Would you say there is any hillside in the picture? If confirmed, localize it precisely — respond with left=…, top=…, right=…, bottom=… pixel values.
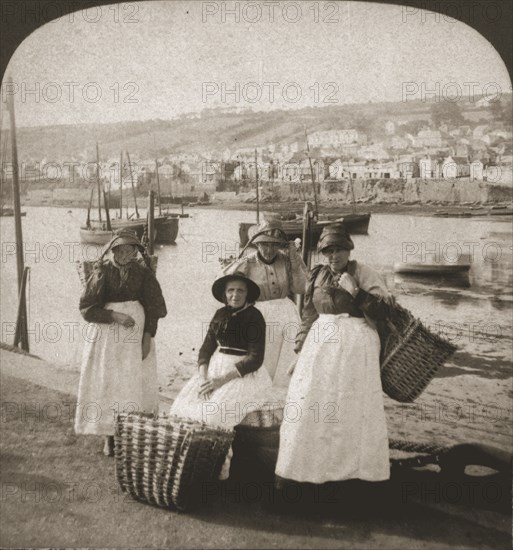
left=6, top=94, right=512, bottom=162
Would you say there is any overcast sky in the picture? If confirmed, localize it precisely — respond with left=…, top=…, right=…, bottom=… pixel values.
left=2, top=0, right=511, bottom=127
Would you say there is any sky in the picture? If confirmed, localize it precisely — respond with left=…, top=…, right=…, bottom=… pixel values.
left=1, top=0, right=511, bottom=127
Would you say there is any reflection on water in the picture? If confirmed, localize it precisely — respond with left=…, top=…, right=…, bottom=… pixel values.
left=1, top=207, right=512, bottom=381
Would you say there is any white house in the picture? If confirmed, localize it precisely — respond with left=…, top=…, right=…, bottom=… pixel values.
left=470, top=160, right=485, bottom=181
left=309, top=129, right=366, bottom=148
left=416, top=129, right=443, bottom=148
left=441, top=156, right=470, bottom=179
left=419, top=156, right=442, bottom=179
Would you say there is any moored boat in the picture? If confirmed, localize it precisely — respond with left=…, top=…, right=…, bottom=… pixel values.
left=394, top=251, right=471, bottom=276
left=393, top=262, right=471, bottom=275
left=154, top=215, right=179, bottom=244
left=80, top=226, right=115, bottom=245
left=239, top=212, right=370, bottom=247
left=0, top=207, right=26, bottom=217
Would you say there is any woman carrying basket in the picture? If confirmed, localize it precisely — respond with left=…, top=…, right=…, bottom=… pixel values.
left=275, top=222, right=394, bottom=484
left=221, top=219, right=308, bottom=388
left=170, top=271, right=271, bottom=479
left=75, top=229, right=167, bottom=456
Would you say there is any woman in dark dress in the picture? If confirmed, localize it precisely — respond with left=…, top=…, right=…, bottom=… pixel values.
left=74, top=229, right=167, bottom=456
left=170, top=271, right=272, bottom=479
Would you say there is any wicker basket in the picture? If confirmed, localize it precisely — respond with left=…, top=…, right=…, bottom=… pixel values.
left=379, top=303, right=457, bottom=403
left=114, top=412, right=234, bottom=511
left=75, top=256, right=159, bottom=288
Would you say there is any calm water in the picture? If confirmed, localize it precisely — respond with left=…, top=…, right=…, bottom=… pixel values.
left=1, top=207, right=512, bottom=382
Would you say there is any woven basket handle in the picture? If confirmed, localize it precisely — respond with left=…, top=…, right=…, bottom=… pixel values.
left=179, top=430, right=193, bottom=454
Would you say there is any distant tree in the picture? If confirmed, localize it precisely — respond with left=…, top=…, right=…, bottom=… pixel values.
left=397, top=120, right=430, bottom=136
left=489, top=100, right=504, bottom=121
left=431, top=102, right=464, bottom=127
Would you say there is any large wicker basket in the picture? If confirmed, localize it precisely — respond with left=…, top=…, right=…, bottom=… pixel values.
left=114, top=412, right=234, bottom=511
left=379, top=303, right=457, bottom=403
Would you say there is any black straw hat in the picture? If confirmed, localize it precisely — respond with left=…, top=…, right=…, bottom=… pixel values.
left=318, top=222, right=354, bottom=252
left=103, top=229, right=145, bottom=254
left=212, top=271, right=260, bottom=304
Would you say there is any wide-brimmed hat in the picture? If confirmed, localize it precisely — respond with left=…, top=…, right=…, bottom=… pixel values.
left=248, top=219, right=287, bottom=245
left=212, top=271, right=260, bottom=304
left=104, top=229, right=145, bottom=253
left=318, top=222, right=354, bottom=252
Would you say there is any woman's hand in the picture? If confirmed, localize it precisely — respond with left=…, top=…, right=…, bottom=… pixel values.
left=141, top=332, right=151, bottom=360
left=338, top=273, right=359, bottom=297
left=287, top=357, right=298, bottom=376
left=198, top=371, right=238, bottom=400
left=111, top=311, right=136, bottom=328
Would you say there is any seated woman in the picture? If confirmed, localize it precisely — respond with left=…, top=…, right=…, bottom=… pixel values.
left=275, top=222, right=394, bottom=485
left=170, top=271, right=272, bottom=478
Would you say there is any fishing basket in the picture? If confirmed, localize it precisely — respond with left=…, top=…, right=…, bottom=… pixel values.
left=75, top=256, right=159, bottom=288
left=379, top=303, right=457, bottom=403
left=114, top=412, right=234, bottom=512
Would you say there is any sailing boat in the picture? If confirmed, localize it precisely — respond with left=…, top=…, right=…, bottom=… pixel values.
left=80, top=144, right=117, bottom=244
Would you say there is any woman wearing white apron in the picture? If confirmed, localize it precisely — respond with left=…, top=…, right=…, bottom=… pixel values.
left=170, top=272, right=272, bottom=479
left=74, top=229, right=167, bottom=456
left=221, top=220, right=308, bottom=389
left=276, top=222, right=394, bottom=484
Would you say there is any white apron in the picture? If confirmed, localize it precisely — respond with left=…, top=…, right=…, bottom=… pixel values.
left=74, top=301, right=158, bottom=436
left=256, top=297, right=300, bottom=388
left=169, top=349, right=272, bottom=429
left=275, top=313, right=390, bottom=483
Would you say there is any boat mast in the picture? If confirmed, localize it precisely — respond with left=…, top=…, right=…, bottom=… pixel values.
left=97, top=144, right=111, bottom=230
left=304, top=126, right=319, bottom=218
left=255, top=148, right=260, bottom=223
left=126, top=151, right=139, bottom=218
left=347, top=159, right=356, bottom=213
left=155, top=158, right=162, bottom=216
left=86, top=185, right=94, bottom=227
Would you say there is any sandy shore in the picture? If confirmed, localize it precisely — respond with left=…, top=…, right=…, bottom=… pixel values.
left=1, top=364, right=511, bottom=549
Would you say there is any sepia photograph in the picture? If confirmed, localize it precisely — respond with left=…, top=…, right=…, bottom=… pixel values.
left=0, top=0, right=511, bottom=548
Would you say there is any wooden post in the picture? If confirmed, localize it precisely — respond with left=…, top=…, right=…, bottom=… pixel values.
left=7, top=75, right=29, bottom=351
left=255, top=148, right=260, bottom=224
left=148, top=190, right=155, bottom=255
left=126, top=151, right=139, bottom=218
left=297, top=202, right=313, bottom=315
left=304, top=126, right=319, bottom=218
left=119, top=151, right=123, bottom=219
left=7, top=76, right=25, bottom=290
left=13, top=266, right=30, bottom=351
left=86, top=185, right=94, bottom=228
left=155, top=159, right=162, bottom=216
left=103, top=190, right=112, bottom=231
left=95, top=143, right=102, bottom=222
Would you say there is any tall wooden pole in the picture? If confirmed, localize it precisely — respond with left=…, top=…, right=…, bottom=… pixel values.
left=7, top=75, right=29, bottom=351
left=297, top=202, right=313, bottom=316
left=97, top=144, right=111, bottom=230
left=95, top=143, right=102, bottom=222
left=255, top=148, right=260, bottom=224
left=155, top=159, right=162, bottom=216
left=148, top=190, right=155, bottom=255
left=7, top=76, right=24, bottom=289
left=304, top=126, right=319, bottom=218
left=119, top=151, right=123, bottom=218
left=126, top=151, right=139, bottom=218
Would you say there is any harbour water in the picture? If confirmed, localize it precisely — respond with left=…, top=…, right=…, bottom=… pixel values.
left=1, top=207, right=512, bottom=383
